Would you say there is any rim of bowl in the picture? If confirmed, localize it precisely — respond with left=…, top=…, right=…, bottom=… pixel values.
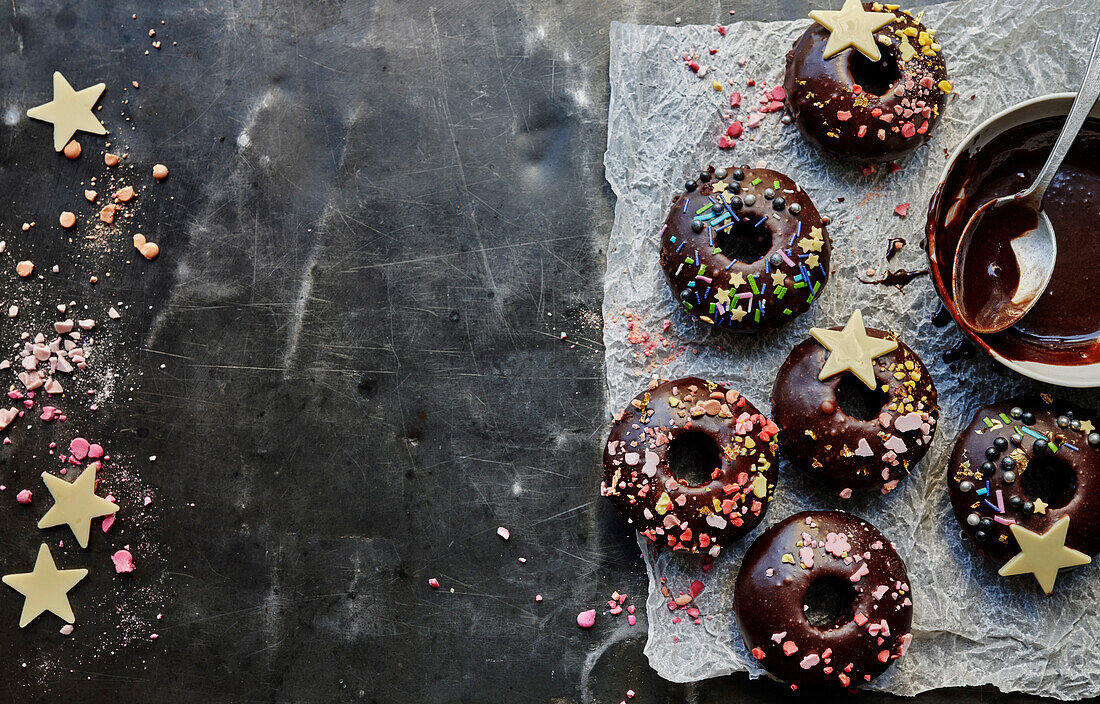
left=927, top=92, right=1100, bottom=388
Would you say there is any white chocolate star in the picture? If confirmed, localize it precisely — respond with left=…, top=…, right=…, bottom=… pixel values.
left=26, top=72, right=107, bottom=151
left=809, top=309, right=897, bottom=389
left=38, top=465, right=119, bottom=549
left=999, top=516, right=1090, bottom=595
left=810, top=0, right=895, bottom=61
left=3, top=544, right=87, bottom=627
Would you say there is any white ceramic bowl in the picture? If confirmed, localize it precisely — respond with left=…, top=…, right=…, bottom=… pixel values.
left=926, top=93, right=1100, bottom=388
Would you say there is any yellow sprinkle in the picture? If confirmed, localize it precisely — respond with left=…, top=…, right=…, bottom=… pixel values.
left=712, top=80, right=723, bottom=91
left=668, top=397, right=679, bottom=407
left=782, top=553, right=795, bottom=564
left=937, top=79, right=954, bottom=94
left=752, top=473, right=767, bottom=498
left=655, top=492, right=672, bottom=515
left=903, top=27, right=918, bottom=37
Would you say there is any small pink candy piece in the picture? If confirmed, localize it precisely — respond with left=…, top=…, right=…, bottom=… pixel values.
left=894, top=202, right=911, bottom=217
left=428, top=578, right=440, bottom=589
left=628, top=614, right=636, bottom=626
left=577, top=609, right=596, bottom=628
left=535, top=594, right=543, bottom=602
left=111, top=549, right=136, bottom=574
left=102, top=514, right=116, bottom=533
left=496, top=526, right=510, bottom=540
left=69, top=437, right=91, bottom=460
left=15, top=489, right=32, bottom=504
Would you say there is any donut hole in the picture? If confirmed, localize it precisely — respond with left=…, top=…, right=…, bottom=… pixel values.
left=715, top=216, right=772, bottom=265
left=1021, top=455, right=1077, bottom=510
left=666, top=430, right=722, bottom=486
left=847, top=51, right=903, bottom=97
left=803, top=575, right=857, bottom=630
left=833, top=374, right=888, bottom=422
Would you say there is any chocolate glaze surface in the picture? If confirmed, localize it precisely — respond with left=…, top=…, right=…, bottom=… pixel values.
left=601, top=377, right=778, bottom=556
left=948, top=397, right=1100, bottom=565
left=659, top=166, right=830, bottom=333
left=783, top=3, right=949, bottom=162
left=953, top=198, right=1033, bottom=332
left=772, top=327, right=938, bottom=495
left=734, top=511, right=912, bottom=690
left=927, top=116, right=1100, bottom=365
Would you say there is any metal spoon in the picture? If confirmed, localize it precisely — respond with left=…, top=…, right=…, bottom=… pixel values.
left=952, top=26, right=1100, bottom=335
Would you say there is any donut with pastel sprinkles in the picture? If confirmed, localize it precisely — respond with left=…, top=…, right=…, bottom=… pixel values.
left=783, top=1, right=950, bottom=162
left=601, top=377, right=779, bottom=556
left=771, top=312, right=939, bottom=497
left=659, top=166, right=831, bottom=333
left=734, top=511, right=913, bottom=690
left=948, top=397, right=1100, bottom=586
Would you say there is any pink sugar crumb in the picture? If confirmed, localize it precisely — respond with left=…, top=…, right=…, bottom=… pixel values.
left=496, top=526, right=510, bottom=540
left=101, top=514, right=116, bottom=532
left=69, top=437, right=91, bottom=460
left=15, top=489, right=32, bottom=504
left=577, top=609, right=596, bottom=628
left=111, top=549, right=136, bottom=574
left=535, top=594, right=543, bottom=602
left=894, top=202, right=911, bottom=217
left=428, top=578, right=440, bottom=589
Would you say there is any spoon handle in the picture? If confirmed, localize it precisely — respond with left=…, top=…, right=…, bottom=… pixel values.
left=1032, top=25, right=1100, bottom=197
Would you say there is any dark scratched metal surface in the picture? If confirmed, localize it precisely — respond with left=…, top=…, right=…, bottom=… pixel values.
left=0, top=0, right=1047, bottom=702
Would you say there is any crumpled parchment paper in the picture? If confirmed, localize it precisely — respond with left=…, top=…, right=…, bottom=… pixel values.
left=603, top=0, right=1100, bottom=697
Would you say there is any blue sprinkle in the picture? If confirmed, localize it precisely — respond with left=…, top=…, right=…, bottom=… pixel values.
left=724, top=261, right=735, bottom=270
left=676, top=242, right=686, bottom=253
left=754, top=217, right=767, bottom=228
left=1065, top=443, right=1080, bottom=452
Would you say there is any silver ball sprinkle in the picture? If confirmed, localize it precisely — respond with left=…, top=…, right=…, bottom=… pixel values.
left=1089, top=432, right=1100, bottom=447
left=966, top=513, right=981, bottom=527
left=743, top=194, right=756, bottom=206
left=763, top=188, right=775, bottom=200
left=788, top=202, right=801, bottom=215
left=1002, top=470, right=1016, bottom=484
left=959, top=480, right=974, bottom=493
left=769, top=253, right=784, bottom=267
left=714, top=168, right=728, bottom=179
left=781, top=115, right=793, bottom=125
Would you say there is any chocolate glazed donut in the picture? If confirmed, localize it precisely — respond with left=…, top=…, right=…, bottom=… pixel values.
left=660, top=166, right=831, bottom=333
left=772, top=327, right=938, bottom=496
left=783, top=3, right=950, bottom=162
left=734, top=511, right=913, bottom=690
left=601, top=377, right=779, bottom=556
left=948, top=398, right=1100, bottom=574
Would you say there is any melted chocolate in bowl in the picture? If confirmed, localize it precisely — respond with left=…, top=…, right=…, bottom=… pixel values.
left=929, top=116, right=1100, bottom=365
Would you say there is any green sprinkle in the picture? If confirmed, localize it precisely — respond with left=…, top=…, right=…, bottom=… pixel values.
left=773, top=180, right=781, bottom=189
left=982, top=417, right=995, bottom=428
left=709, top=304, right=716, bottom=315
left=696, top=203, right=713, bottom=215
left=751, top=177, right=762, bottom=186
left=683, top=302, right=694, bottom=310
left=754, top=309, right=762, bottom=323
left=792, top=280, right=807, bottom=289
left=812, top=281, right=822, bottom=294
left=776, top=286, right=787, bottom=299
left=698, top=264, right=706, bottom=276
left=999, top=412, right=1012, bottom=424
left=685, top=257, right=695, bottom=265
left=748, top=275, right=760, bottom=295
left=783, top=308, right=793, bottom=315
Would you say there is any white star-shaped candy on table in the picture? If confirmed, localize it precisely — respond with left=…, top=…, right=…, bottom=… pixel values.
left=2, top=544, right=88, bottom=627
left=26, top=71, right=107, bottom=151
left=809, top=309, right=897, bottom=389
left=999, top=516, right=1090, bottom=595
left=38, top=464, right=119, bottom=548
left=809, top=0, right=896, bottom=61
